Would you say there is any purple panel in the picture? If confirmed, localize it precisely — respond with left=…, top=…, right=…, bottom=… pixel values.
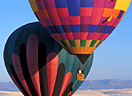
left=87, top=32, right=95, bottom=40
left=93, top=0, right=105, bottom=7
left=36, top=1, right=45, bottom=10
left=26, top=34, right=41, bottom=96
left=12, top=54, right=31, bottom=96
left=96, top=25, right=105, bottom=33
left=81, top=16, right=91, bottom=25
left=105, top=0, right=116, bottom=8
left=73, top=32, right=80, bottom=40
left=117, top=10, right=124, bottom=19
left=44, top=0, right=56, bottom=9
left=80, top=25, right=89, bottom=32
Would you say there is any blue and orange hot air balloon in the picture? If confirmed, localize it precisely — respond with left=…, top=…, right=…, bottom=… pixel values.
left=4, top=22, right=94, bottom=96
left=29, top=0, right=131, bottom=63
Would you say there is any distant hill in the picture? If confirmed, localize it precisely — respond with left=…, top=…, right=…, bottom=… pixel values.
left=0, top=82, right=18, bottom=91
left=79, top=79, right=132, bottom=90
left=1, top=80, right=132, bottom=91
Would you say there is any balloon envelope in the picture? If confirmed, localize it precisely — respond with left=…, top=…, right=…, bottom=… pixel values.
left=29, top=0, right=131, bottom=55
left=4, top=22, right=94, bottom=96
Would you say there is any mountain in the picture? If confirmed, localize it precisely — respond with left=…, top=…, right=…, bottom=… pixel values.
left=79, top=79, right=132, bottom=90
left=0, top=82, right=19, bottom=91
left=1, top=79, right=132, bottom=91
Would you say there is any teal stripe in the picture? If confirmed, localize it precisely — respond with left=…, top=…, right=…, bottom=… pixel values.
left=90, top=40, right=97, bottom=47
left=96, top=41, right=102, bottom=47
left=80, top=40, right=86, bottom=47
left=69, top=40, right=75, bottom=47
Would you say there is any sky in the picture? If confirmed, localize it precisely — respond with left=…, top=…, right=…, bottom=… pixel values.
left=0, top=0, right=132, bottom=82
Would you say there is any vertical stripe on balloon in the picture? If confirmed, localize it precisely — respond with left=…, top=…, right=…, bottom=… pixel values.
left=59, top=72, right=72, bottom=96
left=27, top=34, right=41, bottom=96
left=47, top=52, right=59, bottom=96
left=12, top=54, right=31, bottom=96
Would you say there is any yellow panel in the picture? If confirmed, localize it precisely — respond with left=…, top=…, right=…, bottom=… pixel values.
left=29, top=0, right=39, bottom=12
left=70, top=47, right=77, bottom=54
left=85, top=47, right=90, bottom=54
left=87, top=47, right=96, bottom=54
left=114, top=0, right=131, bottom=11
left=69, top=47, right=96, bottom=54
left=75, top=40, right=80, bottom=47
left=85, top=40, right=92, bottom=47
left=80, top=47, right=87, bottom=54
left=76, top=47, right=81, bottom=54
left=93, top=40, right=101, bottom=47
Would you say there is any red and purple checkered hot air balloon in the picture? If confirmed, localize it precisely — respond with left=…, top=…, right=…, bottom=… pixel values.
left=29, top=0, right=131, bottom=63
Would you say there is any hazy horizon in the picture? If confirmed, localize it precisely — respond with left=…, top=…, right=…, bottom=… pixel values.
left=0, top=1, right=132, bottom=82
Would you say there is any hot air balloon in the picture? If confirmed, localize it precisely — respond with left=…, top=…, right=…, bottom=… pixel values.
left=29, top=0, right=131, bottom=63
left=4, top=22, right=94, bottom=96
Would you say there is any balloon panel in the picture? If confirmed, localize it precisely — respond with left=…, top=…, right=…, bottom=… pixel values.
left=4, top=22, right=94, bottom=96
left=29, top=0, right=131, bottom=55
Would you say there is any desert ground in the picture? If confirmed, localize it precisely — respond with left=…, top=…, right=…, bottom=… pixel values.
left=73, top=88, right=132, bottom=96
left=0, top=91, right=23, bottom=96
left=1, top=88, right=132, bottom=96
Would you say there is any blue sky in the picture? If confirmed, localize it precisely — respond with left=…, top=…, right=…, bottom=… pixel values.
left=0, top=0, right=132, bottom=82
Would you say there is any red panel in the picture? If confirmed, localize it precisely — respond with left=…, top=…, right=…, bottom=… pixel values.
left=80, top=32, right=88, bottom=40
left=105, top=0, right=116, bottom=8
left=65, top=32, right=74, bottom=40
left=60, top=33, right=68, bottom=40
left=47, top=9, right=61, bottom=25
left=102, top=33, right=109, bottom=41
left=59, top=72, right=72, bottom=96
left=36, top=1, right=45, bottom=10
left=93, top=33, right=102, bottom=40
left=87, top=32, right=95, bottom=40
left=47, top=52, right=59, bottom=96
left=36, top=10, right=53, bottom=27
left=43, top=0, right=56, bottom=9
left=81, top=16, right=91, bottom=25
left=60, top=17, right=71, bottom=25
left=12, top=54, right=31, bottom=96
left=70, top=16, right=80, bottom=25
left=39, top=19, right=50, bottom=27
left=36, top=10, right=45, bottom=21
left=113, top=18, right=121, bottom=27
left=98, top=33, right=105, bottom=40
left=57, top=8, right=69, bottom=17
left=81, top=8, right=92, bottom=16
left=91, top=8, right=104, bottom=25
left=27, top=35, right=41, bottom=96
left=94, top=0, right=105, bottom=7
left=73, top=32, right=80, bottom=40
